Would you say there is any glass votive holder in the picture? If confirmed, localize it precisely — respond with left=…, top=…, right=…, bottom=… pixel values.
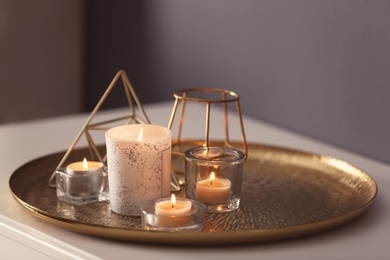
left=56, top=161, right=109, bottom=206
left=141, top=195, right=205, bottom=232
left=185, top=146, right=245, bottom=213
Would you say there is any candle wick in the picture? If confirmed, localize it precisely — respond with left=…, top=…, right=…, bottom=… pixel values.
left=210, top=179, right=213, bottom=186
left=171, top=203, right=175, bottom=209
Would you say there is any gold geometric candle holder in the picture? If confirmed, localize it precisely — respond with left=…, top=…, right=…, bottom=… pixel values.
left=48, top=70, right=150, bottom=188
left=167, top=88, right=248, bottom=184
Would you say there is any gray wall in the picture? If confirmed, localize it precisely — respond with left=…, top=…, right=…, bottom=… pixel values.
left=2, top=1, right=389, bottom=164
left=88, top=1, right=390, bottom=164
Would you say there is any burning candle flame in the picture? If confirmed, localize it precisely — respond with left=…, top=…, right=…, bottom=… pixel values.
left=82, top=158, right=88, bottom=170
left=171, top=194, right=176, bottom=209
left=137, top=127, right=143, bottom=141
left=210, top=171, right=215, bottom=186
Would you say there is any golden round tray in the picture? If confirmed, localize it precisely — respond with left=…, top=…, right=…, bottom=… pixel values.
left=9, top=142, right=377, bottom=245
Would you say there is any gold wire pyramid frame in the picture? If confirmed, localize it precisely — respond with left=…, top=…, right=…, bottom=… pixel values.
left=167, top=88, right=248, bottom=180
left=48, top=70, right=151, bottom=188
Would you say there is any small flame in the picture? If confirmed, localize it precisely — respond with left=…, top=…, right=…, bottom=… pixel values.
left=82, top=158, right=88, bottom=170
left=137, top=127, right=143, bottom=141
left=210, top=172, right=215, bottom=186
left=171, top=194, right=176, bottom=209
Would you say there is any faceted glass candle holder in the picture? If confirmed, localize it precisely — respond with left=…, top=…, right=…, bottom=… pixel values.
left=56, top=165, right=109, bottom=206
left=141, top=197, right=205, bottom=232
left=185, top=146, right=245, bottom=212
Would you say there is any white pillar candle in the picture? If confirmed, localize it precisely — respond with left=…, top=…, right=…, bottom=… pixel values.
left=196, top=172, right=231, bottom=203
left=106, top=124, right=171, bottom=216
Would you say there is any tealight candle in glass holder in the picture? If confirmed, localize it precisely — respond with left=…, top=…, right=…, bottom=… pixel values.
left=185, top=146, right=245, bottom=212
left=56, top=158, right=109, bottom=205
left=141, top=194, right=205, bottom=231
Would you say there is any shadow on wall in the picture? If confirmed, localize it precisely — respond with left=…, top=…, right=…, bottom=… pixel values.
left=0, top=0, right=85, bottom=124
left=85, top=1, right=165, bottom=112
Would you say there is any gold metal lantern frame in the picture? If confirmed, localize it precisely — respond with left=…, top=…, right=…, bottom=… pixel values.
left=167, top=88, right=248, bottom=183
left=48, top=70, right=150, bottom=188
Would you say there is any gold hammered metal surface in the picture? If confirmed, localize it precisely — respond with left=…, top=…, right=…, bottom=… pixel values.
left=9, top=142, right=377, bottom=245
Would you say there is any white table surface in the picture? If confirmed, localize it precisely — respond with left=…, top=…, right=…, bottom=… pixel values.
left=0, top=101, right=389, bottom=259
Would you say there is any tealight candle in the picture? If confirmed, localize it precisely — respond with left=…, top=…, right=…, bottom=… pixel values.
left=66, top=158, right=103, bottom=174
left=155, top=194, right=192, bottom=227
left=196, top=172, right=231, bottom=203
left=64, top=158, right=105, bottom=196
left=56, top=158, right=109, bottom=205
left=155, top=194, right=192, bottom=215
left=141, top=195, right=205, bottom=231
left=185, top=146, right=245, bottom=212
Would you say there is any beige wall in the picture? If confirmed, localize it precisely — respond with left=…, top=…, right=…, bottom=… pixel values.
left=0, top=0, right=85, bottom=123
